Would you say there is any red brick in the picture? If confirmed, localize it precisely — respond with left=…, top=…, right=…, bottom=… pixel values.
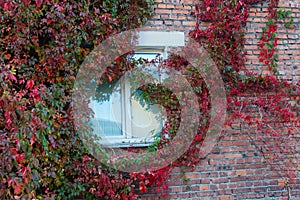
left=200, top=185, right=209, bottom=190
left=182, top=21, right=196, bottom=26
left=178, top=15, right=186, bottom=20
left=236, top=170, right=246, bottom=176
left=220, top=196, right=229, bottom=200
left=166, top=4, right=175, bottom=9
left=225, top=153, right=243, bottom=159
left=155, top=9, right=170, bottom=14
left=157, top=3, right=166, bottom=8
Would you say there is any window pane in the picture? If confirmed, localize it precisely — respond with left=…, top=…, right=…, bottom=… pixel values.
left=130, top=95, right=163, bottom=138
left=130, top=52, right=165, bottom=139
left=90, top=83, right=123, bottom=137
left=134, top=53, right=158, bottom=60
left=133, top=53, right=163, bottom=81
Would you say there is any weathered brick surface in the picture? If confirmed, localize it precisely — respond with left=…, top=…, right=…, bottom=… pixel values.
left=244, top=0, right=300, bottom=83
left=139, top=0, right=300, bottom=199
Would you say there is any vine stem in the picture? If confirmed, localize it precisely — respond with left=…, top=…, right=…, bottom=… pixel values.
left=237, top=102, right=295, bottom=199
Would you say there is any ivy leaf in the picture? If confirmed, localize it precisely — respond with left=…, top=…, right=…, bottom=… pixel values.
left=22, top=0, right=31, bottom=6
left=35, top=0, right=43, bottom=8
left=26, top=79, right=34, bottom=90
left=4, top=53, right=11, bottom=60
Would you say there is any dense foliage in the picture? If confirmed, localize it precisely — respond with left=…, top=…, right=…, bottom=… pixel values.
left=0, top=0, right=157, bottom=199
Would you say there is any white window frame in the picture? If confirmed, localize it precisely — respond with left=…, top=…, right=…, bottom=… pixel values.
left=91, top=31, right=185, bottom=147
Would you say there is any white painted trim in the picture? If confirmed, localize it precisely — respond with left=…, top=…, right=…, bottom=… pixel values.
left=100, top=137, right=155, bottom=148
left=137, top=31, right=185, bottom=47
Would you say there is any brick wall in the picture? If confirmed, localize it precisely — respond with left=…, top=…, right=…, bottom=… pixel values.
left=139, top=0, right=196, bottom=40
left=245, top=0, right=300, bottom=83
left=139, top=0, right=300, bottom=199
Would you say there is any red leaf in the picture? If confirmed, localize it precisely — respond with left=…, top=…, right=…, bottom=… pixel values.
left=139, top=181, right=147, bottom=193
left=12, top=182, right=23, bottom=195
left=26, top=79, right=34, bottom=90
left=6, top=73, right=17, bottom=83
left=195, top=134, right=202, bottom=141
left=22, top=0, right=31, bottom=6
left=35, top=0, right=43, bottom=8
left=3, top=2, right=14, bottom=11
left=4, top=54, right=11, bottom=60
left=107, top=74, right=113, bottom=82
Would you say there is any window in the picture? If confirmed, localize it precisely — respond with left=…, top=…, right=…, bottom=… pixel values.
left=89, top=31, right=185, bottom=147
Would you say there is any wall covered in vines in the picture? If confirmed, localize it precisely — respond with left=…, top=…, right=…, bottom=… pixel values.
left=140, top=0, right=299, bottom=199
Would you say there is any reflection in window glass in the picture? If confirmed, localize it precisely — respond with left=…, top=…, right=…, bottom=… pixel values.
left=91, top=83, right=123, bottom=137
left=131, top=94, right=163, bottom=138
left=133, top=53, right=163, bottom=82
left=131, top=52, right=164, bottom=139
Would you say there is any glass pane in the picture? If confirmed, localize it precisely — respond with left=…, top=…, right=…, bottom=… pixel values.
left=90, top=82, right=123, bottom=137
left=134, top=53, right=158, bottom=60
left=133, top=53, right=163, bottom=81
left=130, top=52, right=165, bottom=139
left=130, top=95, right=163, bottom=139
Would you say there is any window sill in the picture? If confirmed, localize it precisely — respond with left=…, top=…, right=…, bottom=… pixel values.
left=100, top=138, right=155, bottom=148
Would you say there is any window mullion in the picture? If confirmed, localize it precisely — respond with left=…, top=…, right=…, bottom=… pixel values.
left=122, top=76, right=132, bottom=139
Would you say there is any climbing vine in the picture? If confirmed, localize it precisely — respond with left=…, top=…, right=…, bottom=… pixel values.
left=190, top=0, right=299, bottom=190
